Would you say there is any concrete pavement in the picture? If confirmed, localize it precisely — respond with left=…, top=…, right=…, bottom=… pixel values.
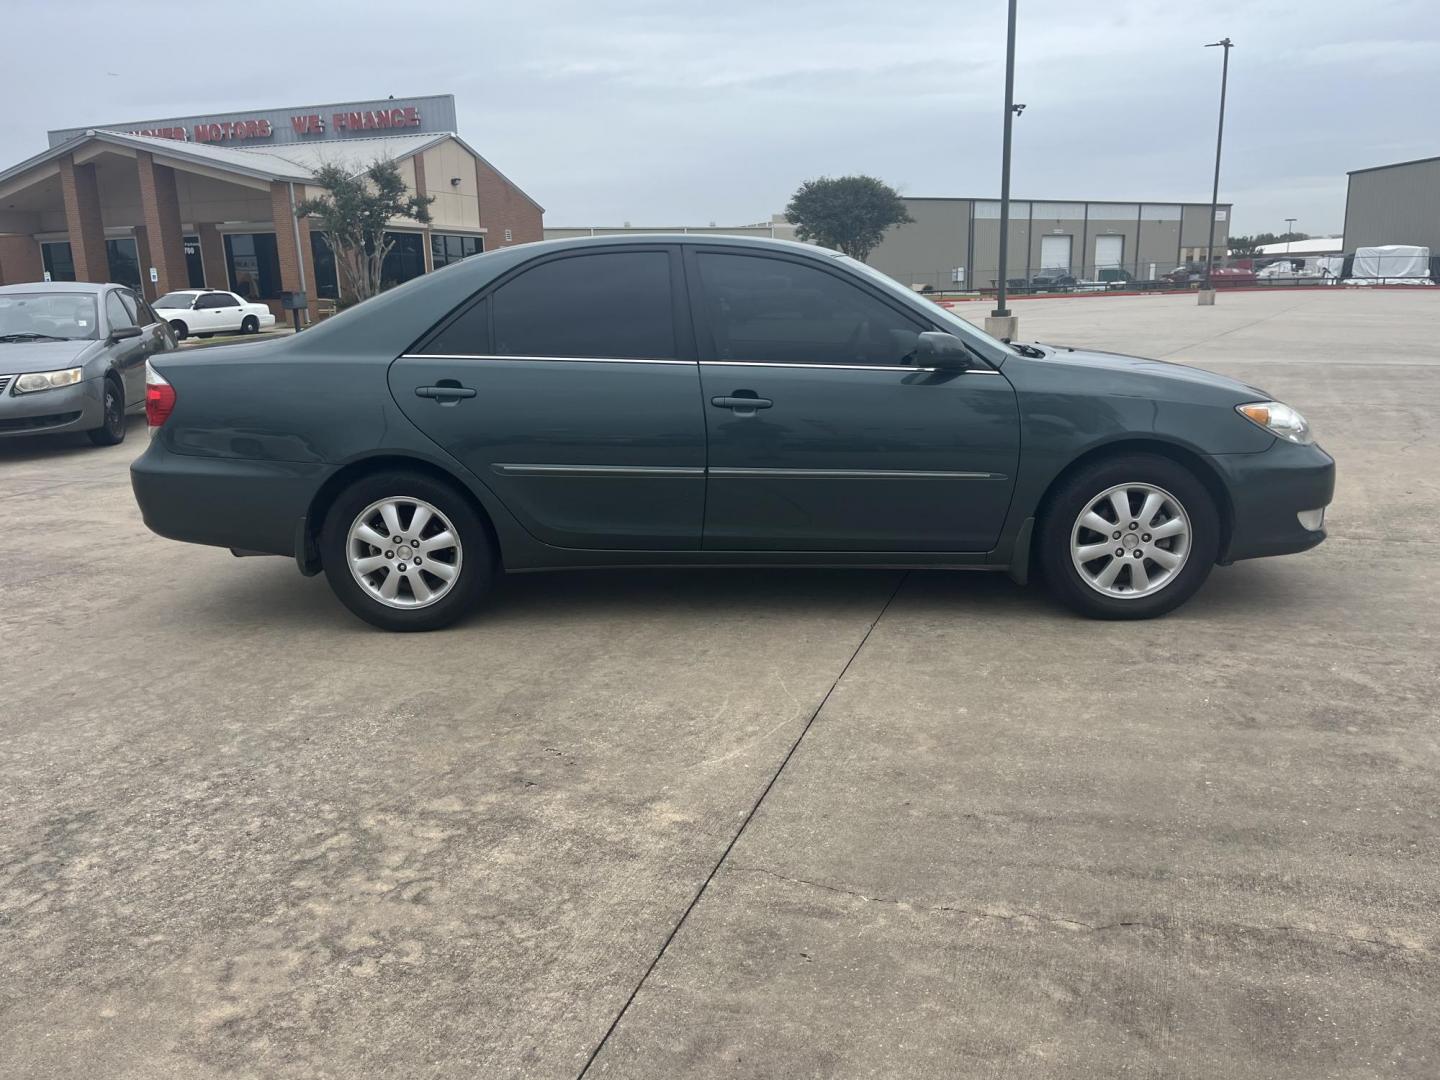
left=2, top=288, right=1437, bottom=1078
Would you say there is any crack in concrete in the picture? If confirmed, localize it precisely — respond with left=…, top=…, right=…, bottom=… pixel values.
left=727, top=864, right=1431, bottom=954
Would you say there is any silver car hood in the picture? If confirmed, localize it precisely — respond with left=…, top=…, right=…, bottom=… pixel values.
left=0, top=339, right=101, bottom=376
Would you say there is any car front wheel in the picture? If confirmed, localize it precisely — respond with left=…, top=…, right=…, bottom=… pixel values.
left=241, top=315, right=259, bottom=334
left=1039, top=454, right=1219, bottom=619
left=319, top=471, right=494, bottom=631
left=87, top=378, right=127, bottom=446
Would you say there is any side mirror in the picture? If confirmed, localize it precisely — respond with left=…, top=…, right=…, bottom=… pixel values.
left=914, top=331, right=971, bottom=370
left=109, top=325, right=143, bottom=342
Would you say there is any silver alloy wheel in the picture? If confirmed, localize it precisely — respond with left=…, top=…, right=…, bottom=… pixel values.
left=346, top=496, right=463, bottom=610
left=1069, top=482, right=1192, bottom=599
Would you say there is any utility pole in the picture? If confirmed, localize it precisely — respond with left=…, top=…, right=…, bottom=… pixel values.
left=1285, top=218, right=1297, bottom=255
left=986, top=0, right=1022, bottom=340
left=1199, top=36, right=1233, bottom=306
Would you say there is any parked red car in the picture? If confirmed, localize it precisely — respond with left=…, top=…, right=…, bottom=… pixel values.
left=1210, top=267, right=1257, bottom=287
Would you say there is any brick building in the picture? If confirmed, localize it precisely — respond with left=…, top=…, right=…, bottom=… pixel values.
left=0, top=94, right=543, bottom=322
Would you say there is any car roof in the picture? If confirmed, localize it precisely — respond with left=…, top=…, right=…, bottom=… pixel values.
left=525, top=233, right=838, bottom=258
left=0, top=280, right=124, bottom=295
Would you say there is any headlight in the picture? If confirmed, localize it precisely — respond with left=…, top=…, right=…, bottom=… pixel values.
left=12, top=367, right=84, bottom=394
left=1236, top=400, right=1313, bottom=445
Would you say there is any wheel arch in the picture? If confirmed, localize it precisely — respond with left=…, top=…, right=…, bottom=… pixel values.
left=299, top=453, right=503, bottom=575
left=1031, top=438, right=1235, bottom=574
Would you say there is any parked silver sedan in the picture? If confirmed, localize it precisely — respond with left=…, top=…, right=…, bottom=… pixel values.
left=0, top=281, right=175, bottom=445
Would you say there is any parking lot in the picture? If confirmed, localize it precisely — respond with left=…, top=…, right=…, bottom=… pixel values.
left=1, top=288, right=1436, bottom=1078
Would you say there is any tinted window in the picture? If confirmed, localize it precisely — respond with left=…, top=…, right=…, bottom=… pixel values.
left=137, top=298, right=161, bottom=326
left=491, top=252, right=675, bottom=359
left=118, top=291, right=141, bottom=324
left=423, top=298, right=489, bottom=356
left=105, top=291, right=135, bottom=329
left=694, top=253, right=925, bottom=366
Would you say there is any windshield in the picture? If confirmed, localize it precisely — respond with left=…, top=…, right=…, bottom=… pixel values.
left=0, top=292, right=100, bottom=341
left=155, top=292, right=197, bottom=309
left=834, top=254, right=1015, bottom=358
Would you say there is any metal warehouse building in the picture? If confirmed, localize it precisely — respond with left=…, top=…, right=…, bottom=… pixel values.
left=1343, top=156, right=1440, bottom=253
left=868, top=197, right=1232, bottom=292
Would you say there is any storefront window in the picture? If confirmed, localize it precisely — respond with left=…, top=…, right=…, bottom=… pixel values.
left=381, top=232, right=425, bottom=289
left=106, top=238, right=141, bottom=292
left=223, top=233, right=281, bottom=301
left=41, top=241, right=76, bottom=282
left=309, top=232, right=340, bottom=300
left=431, top=233, right=483, bottom=269
left=184, top=235, right=205, bottom=289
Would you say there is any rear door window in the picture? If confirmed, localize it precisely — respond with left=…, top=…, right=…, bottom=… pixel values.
left=489, top=251, right=677, bottom=359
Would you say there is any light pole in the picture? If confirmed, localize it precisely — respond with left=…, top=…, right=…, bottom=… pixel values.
left=1285, top=218, right=1297, bottom=255
left=986, top=0, right=1022, bottom=339
left=1199, top=37, right=1233, bottom=305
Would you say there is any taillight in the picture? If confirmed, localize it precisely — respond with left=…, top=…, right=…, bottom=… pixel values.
left=145, top=361, right=176, bottom=431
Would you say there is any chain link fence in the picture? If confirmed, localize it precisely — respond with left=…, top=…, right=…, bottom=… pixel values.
left=891, top=250, right=1439, bottom=297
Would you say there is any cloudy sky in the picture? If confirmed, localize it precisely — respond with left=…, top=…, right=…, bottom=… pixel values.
left=5, top=0, right=1437, bottom=235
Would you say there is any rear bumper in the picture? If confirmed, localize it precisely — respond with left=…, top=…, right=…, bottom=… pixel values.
left=1212, top=440, right=1335, bottom=562
left=131, top=440, right=327, bottom=556
left=0, top=377, right=104, bottom=437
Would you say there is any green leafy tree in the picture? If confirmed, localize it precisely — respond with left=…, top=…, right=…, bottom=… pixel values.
left=296, top=159, right=434, bottom=302
left=784, top=175, right=913, bottom=262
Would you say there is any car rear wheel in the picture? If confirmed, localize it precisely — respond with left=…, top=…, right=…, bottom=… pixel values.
left=319, top=471, right=494, bottom=632
left=87, top=378, right=127, bottom=446
left=241, top=315, right=259, bottom=334
left=1039, top=454, right=1219, bottom=619
left=168, top=320, right=188, bottom=341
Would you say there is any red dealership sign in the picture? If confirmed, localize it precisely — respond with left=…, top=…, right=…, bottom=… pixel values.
left=120, top=107, right=421, bottom=143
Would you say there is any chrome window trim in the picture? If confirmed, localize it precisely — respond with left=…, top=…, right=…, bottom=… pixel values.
left=402, top=353, right=1000, bottom=374
left=403, top=353, right=692, bottom=366
left=702, top=360, right=1000, bottom=375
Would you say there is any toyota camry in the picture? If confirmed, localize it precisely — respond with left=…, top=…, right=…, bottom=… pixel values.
left=130, top=235, right=1334, bottom=631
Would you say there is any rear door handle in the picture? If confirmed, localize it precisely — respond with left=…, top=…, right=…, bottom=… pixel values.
left=711, top=395, right=772, bottom=410
left=415, top=385, right=477, bottom=400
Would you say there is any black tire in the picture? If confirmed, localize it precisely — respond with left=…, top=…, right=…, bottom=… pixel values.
left=169, top=320, right=188, bottom=341
left=241, top=315, right=259, bottom=334
left=1038, top=453, right=1219, bottom=620
left=319, top=470, right=494, bottom=632
left=87, top=378, right=127, bottom=446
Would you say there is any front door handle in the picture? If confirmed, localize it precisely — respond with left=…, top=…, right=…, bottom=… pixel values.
left=711, top=395, right=772, bottom=410
left=415, top=385, right=477, bottom=401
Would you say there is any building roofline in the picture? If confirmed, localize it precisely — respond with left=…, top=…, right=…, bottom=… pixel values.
left=0, top=129, right=314, bottom=189
left=1347, top=154, right=1440, bottom=176
left=898, top=196, right=1232, bottom=206
left=447, top=134, right=545, bottom=214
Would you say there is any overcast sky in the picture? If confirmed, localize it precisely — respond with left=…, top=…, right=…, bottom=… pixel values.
left=6, top=0, right=1437, bottom=235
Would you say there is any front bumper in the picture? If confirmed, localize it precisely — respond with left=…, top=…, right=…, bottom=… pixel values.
left=1212, top=438, right=1335, bottom=562
left=0, top=377, right=104, bottom=437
